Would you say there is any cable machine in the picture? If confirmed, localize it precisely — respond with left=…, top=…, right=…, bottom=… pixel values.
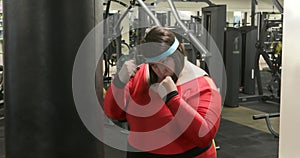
left=102, top=0, right=226, bottom=89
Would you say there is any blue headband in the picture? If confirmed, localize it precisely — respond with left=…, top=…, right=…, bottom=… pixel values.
left=145, top=38, right=179, bottom=62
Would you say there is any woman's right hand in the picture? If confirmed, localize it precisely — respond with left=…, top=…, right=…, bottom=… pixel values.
left=118, top=60, right=138, bottom=83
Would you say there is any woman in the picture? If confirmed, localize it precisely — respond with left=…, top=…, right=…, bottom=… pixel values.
left=104, top=26, right=222, bottom=158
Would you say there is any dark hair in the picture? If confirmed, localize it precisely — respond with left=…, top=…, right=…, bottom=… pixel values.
left=141, top=26, right=186, bottom=84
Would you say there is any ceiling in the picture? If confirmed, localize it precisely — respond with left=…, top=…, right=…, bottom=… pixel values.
left=108, top=0, right=284, bottom=12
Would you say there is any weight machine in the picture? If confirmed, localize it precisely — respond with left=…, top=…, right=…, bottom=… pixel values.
left=253, top=112, right=280, bottom=138
left=250, top=12, right=282, bottom=138
left=255, top=12, right=282, bottom=102
left=224, top=0, right=283, bottom=107
left=102, top=0, right=226, bottom=90
left=222, top=1, right=283, bottom=135
left=238, top=12, right=282, bottom=103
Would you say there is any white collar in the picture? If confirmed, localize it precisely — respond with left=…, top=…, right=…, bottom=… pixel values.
left=176, top=58, right=207, bottom=85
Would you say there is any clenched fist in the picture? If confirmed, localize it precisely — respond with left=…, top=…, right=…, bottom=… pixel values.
left=118, top=60, right=138, bottom=83
left=150, top=76, right=177, bottom=99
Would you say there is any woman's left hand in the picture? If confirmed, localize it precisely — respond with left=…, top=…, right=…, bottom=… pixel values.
left=150, top=76, right=177, bottom=98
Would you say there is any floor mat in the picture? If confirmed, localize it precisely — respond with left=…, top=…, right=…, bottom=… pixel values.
left=215, top=119, right=278, bottom=158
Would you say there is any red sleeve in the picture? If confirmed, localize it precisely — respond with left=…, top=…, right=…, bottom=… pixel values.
left=166, top=76, right=222, bottom=148
left=103, top=78, right=132, bottom=120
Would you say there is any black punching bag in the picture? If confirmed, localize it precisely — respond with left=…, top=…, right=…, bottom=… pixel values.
left=3, top=0, right=103, bottom=158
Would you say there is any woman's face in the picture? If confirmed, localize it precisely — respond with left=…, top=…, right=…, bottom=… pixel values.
left=149, top=57, right=175, bottom=82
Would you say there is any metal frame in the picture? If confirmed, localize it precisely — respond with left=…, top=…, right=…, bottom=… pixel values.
left=167, top=0, right=211, bottom=59
left=253, top=113, right=280, bottom=138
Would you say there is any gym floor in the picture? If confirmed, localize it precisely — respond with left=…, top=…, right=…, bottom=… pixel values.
left=0, top=100, right=280, bottom=158
left=216, top=101, right=279, bottom=158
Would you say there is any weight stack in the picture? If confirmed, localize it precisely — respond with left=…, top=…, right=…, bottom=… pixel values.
left=224, top=27, right=242, bottom=107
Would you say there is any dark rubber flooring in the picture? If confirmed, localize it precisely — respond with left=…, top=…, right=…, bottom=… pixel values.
left=0, top=101, right=279, bottom=158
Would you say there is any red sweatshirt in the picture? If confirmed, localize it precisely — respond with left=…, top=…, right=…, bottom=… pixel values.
left=104, top=64, right=222, bottom=158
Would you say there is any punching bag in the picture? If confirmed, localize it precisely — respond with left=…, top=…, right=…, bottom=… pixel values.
left=3, top=0, right=103, bottom=157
